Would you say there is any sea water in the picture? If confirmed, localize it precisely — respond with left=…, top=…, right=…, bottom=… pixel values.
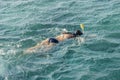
left=0, top=0, right=120, bottom=80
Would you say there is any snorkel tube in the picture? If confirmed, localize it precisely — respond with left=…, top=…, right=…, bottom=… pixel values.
left=73, top=24, right=84, bottom=37
left=80, top=24, right=84, bottom=33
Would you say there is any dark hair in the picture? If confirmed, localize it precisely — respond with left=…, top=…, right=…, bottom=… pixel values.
left=75, top=30, right=83, bottom=36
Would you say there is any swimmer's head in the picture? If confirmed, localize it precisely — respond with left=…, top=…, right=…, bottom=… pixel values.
left=75, top=30, right=83, bottom=36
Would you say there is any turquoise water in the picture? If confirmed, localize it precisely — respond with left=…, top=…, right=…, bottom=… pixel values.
left=0, top=0, right=120, bottom=80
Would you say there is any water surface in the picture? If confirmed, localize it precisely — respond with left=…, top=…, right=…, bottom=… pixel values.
left=0, top=0, right=120, bottom=80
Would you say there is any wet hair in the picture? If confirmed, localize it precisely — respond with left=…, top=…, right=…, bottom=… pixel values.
left=75, top=30, right=83, bottom=36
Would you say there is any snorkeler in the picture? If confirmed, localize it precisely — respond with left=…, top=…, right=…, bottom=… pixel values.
left=25, top=30, right=83, bottom=53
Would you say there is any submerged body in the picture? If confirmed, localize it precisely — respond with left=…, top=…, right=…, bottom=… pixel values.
left=25, top=30, right=83, bottom=53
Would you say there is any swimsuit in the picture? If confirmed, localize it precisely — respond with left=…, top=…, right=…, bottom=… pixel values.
left=48, top=38, right=59, bottom=44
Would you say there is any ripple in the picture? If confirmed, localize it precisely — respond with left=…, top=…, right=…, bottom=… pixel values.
left=18, top=38, right=36, bottom=48
left=96, top=69, right=120, bottom=80
left=85, top=39, right=119, bottom=52
left=105, top=32, right=120, bottom=39
left=63, top=49, right=76, bottom=59
left=52, top=13, right=75, bottom=22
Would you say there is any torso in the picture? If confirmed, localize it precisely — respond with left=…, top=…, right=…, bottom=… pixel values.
left=55, top=34, right=74, bottom=41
